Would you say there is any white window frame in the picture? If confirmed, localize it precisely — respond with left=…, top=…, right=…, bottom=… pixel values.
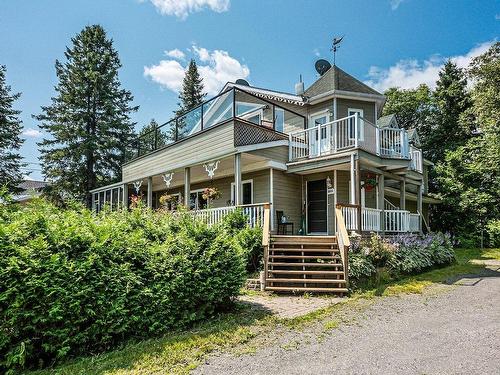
left=231, top=179, right=254, bottom=205
left=236, top=101, right=265, bottom=125
left=348, top=108, right=364, bottom=141
left=190, top=188, right=208, bottom=210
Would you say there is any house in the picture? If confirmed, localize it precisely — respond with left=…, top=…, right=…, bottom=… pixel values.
left=90, top=63, right=439, bottom=292
left=13, top=179, right=48, bottom=203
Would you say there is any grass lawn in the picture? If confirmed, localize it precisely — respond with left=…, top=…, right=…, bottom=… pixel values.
left=28, top=248, right=500, bottom=375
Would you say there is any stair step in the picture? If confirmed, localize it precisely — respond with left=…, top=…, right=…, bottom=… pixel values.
left=267, top=278, right=346, bottom=284
left=269, top=262, right=343, bottom=267
left=268, top=255, right=341, bottom=260
left=269, top=270, right=344, bottom=275
left=270, top=248, right=338, bottom=253
left=265, top=286, right=349, bottom=293
left=271, top=242, right=337, bottom=247
left=271, top=235, right=336, bottom=240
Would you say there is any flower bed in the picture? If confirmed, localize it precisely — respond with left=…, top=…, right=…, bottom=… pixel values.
left=348, top=232, right=455, bottom=288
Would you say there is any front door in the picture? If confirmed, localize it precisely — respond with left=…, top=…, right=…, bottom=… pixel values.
left=307, top=179, right=327, bottom=233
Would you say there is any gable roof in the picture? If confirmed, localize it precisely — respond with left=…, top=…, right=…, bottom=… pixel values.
left=377, top=114, right=398, bottom=128
left=304, top=65, right=383, bottom=98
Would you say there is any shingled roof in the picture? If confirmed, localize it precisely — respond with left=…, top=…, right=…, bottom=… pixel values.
left=304, top=65, right=383, bottom=98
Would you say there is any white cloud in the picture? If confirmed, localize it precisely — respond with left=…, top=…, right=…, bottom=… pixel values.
left=22, top=128, right=42, bottom=138
left=364, top=41, right=494, bottom=92
left=165, top=48, right=185, bottom=60
left=146, top=0, right=230, bottom=19
left=390, top=0, right=405, bottom=10
left=144, top=45, right=250, bottom=95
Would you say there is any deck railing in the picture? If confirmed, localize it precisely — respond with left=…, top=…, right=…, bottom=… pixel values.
left=127, top=87, right=305, bottom=162
left=288, top=114, right=417, bottom=163
left=337, top=203, right=420, bottom=233
left=187, top=203, right=267, bottom=228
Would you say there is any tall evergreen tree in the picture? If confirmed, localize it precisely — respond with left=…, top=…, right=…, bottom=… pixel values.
left=171, top=59, right=206, bottom=140
left=0, top=65, right=25, bottom=192
left=35, top=25, right=138, bottom=207
left=138, top=118, right=169, bottom=152
left=426, top=60, right=471, bottom=163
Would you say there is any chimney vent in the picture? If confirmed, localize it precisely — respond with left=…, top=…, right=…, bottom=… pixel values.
left=295, top=74, right=304, bottom=95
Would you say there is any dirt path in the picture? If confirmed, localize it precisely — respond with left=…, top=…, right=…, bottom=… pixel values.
left=195, top=267, right=500, bottom=374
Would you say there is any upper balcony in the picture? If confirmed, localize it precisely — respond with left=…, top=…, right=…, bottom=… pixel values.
left=288, top=114, right=423, bottom=173
left=125, top=87, right=306, bottom=163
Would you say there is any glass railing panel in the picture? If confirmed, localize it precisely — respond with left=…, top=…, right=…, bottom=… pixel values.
left=202, top=89, right=234, bottom=129
left=156, top=120, right=175, bottom=148
left=177, top=105, right=203, bottom=140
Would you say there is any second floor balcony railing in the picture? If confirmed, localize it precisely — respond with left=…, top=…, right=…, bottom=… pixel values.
left=125, top=87, right=306, bottom=162
left=289, top=114, right=422, bottom=170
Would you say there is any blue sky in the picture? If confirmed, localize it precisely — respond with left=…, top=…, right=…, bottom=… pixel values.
left=0, top=0, right=498, bottom=180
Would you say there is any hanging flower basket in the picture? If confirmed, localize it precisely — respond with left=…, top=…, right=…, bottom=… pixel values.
left=130, top=194, right=142, bottom=208
left=362, top=174, right=377, bottom=192
left=202, top=187, right=221, bottom=201
left=159, top=193, right=177, bottom=207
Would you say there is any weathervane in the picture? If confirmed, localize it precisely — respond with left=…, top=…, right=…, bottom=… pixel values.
left=331, top=36, right=344, bottom=66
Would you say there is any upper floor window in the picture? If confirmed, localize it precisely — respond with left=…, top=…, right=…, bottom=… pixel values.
left=275, top=108, right=285, bottom=132
left=348, top=108, right=364, bottom=141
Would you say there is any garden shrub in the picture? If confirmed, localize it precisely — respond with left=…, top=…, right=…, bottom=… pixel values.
left=348, top=232, right=455, bottom=288
left=0, top=199, right=246, bottom=372
left=486, top=220, right=500, bottom=247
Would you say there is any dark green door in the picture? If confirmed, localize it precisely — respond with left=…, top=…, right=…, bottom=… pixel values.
left=307, top=179, right=327, bottom=233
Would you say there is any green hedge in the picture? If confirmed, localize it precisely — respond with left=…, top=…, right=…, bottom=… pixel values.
left=0, top=199, right=246, bottom=372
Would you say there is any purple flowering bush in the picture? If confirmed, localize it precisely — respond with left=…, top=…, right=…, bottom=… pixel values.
left=348, top=232, right=455, bottom=287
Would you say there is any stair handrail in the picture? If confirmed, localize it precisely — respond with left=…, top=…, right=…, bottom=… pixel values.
left=261, top=202, right=271, bottom=291
left=335, top=204, right=350, bottom=289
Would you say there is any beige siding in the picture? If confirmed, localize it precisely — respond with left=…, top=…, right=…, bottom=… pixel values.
left=273, top=170, right=302, bottom=234
left=123, top=122, right=235, bottom=182
left=154, top=170, right=270, bottom=209
left=247, top=146, right=288, bottom=164
left=336, top=98, right=376, bottom=123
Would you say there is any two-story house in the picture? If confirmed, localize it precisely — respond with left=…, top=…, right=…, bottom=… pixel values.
left=91, top=64, right=437, bottom=236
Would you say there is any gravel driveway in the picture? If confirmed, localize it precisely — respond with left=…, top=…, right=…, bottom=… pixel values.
left=196, top=267, right=500, bottom=374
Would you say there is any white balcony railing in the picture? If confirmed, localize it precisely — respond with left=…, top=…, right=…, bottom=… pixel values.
left=339, top=204, right=420, bottom=233
left=288, top=114, right=421, bottom=165
left=187, top=203, right=266, bottom=228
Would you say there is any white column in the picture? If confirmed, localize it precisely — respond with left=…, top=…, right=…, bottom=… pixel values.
left=234, top=153, right=242, bottom=205
left=400, top=180, right=406, bottom=210
left=378, top=174, right=385, bottom=233
left=333, top=169, right=338, bottom=232
left=417, top=183, right=423, bottom=232
left=122, top=183, right=128, bottom=209
left=184, top=167, right=191, bottom=208
left=350, top=154, right=356, bottom=204
left=269, top=168, right=274, bottom=231
left=147, top=177, right=153, bottom=209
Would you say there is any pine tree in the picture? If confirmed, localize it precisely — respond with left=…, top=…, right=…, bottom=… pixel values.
left=0, top=65, right=25, bottom=192
left=138, top=118, right=169, bottom=152
left=171, top=59, right=206, bottom=140
left=426, top=60, right=471, bottom=163
left=36, top=25, right=138, bottom=207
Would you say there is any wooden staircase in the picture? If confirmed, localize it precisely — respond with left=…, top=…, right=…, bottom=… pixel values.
left=264, top=235, right=348, bottom=294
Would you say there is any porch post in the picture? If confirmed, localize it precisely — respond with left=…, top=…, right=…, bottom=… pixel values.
left=399, top=180, right=406, bottom=210
left=234, top=153, right=242, bottom=205
left=269, top=168, right=274, bottom=231
left=122, top=183, right=128, bottom=209
left=147, top=176, right=153, bottom=209
left=378, top=174, right=385, bottom=233
left=350, top=154, right=356, bottom=204
left=417, top=183, right=423, bottom=232
left=184, top=167, right=191, bottom=208
left=355, top=157, right=362, bottom=233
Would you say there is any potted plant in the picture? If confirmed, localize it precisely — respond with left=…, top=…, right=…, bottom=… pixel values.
left=202, top=187, right=221, bottom=206
left=159, top=193, right=177, bottom=208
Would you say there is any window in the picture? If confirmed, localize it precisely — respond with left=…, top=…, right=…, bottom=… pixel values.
left=275, top=108, right=285, bottom=132
left=236, top=102, right=264, bottom=125
left=231, top=179, right=253, bottom=205
left=190, top=189, right=208, bottom=210
left=348, top=108, right=364, bottom=141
